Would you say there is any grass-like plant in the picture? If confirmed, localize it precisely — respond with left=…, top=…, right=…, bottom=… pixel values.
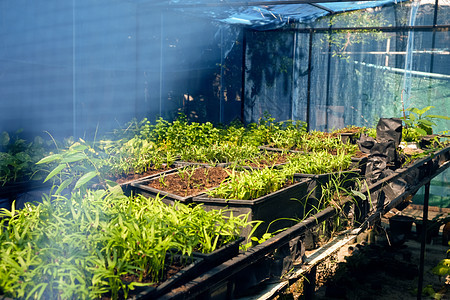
left=207, top=168, right=288, bottom=200
left=282, top=150, right=353, bottom=175
left=179, top=142, right=260, bottom=164
left=0, top=187, right=248, bottom=299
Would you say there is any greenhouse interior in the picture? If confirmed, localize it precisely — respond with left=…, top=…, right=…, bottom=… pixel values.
left=0, top=0, right=449, bottom=299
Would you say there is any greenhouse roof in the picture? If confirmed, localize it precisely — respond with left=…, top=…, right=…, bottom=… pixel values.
left=143, top=0, right=409, bottom=29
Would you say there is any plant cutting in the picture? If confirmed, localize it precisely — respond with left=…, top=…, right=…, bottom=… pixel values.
left=36, top=138, right=109, bottom=194
left=101, top=136, right=178, bottom=183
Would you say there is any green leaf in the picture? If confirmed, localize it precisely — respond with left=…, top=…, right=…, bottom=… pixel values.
left=351, top=189, right=366, bottom=201
left=44, top=164, right=65, bottom=182
left=61, top=152, right=87, bottom=163
left=427, top=114, right=450, bottom=120
left=36, top=154, right=63, bottom=165
left=55, top=178, right=73, bottom=194
left=418, top=119, right=434, bottom=127
left=416, top=106, right=434, bottom=116
left=416, top=127, right=427, bottom=136
left=407, top=107, right=420, bottom=115
left=69, top=144, right=87, bottom=152
left=74, top=171, right=98, bottom=189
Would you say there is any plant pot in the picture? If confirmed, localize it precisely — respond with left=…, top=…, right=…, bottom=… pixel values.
left=351, top=155, right=369, bottom=175
left=192, top=179, right=312, bottom=240
left=415, top=219, right=440, bottom=244
left=389, top=215, right=414, bottom=234
left=388, top=215, right=414, bottom=246
left=419, top=135, right=440, bottom=149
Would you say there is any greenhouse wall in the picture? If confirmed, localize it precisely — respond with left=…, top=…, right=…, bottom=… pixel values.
left=0, top=1, right=243, bottom=140
left=243, top=1, right=449, bottom=133
left=0, top=0, right=138, bottom=139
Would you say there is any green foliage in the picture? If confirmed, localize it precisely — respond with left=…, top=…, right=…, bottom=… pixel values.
left=0, top=188, right=247, bottom=299
left=283, top=151, right=353, bottom=175
left=207, top=168, right=288, bottom=200
left=402, top=127, right=423, bottom=143
left=36, top=139, right=107, bottom=193
left=0, top=131, right=50, bottom=185
left=403, top=106, right=450, bottom=135
left=323, top=10, right=388, bottom=59
left=101, top=136, right=177, bottom=178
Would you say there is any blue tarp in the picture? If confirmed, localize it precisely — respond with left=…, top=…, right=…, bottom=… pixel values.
left=162, top=0, right=408, bottom=29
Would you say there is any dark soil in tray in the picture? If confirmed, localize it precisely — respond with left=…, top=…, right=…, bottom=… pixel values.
left=111, top=166, right=174, bottom=184
left=241, top=152, right=295, bottom=168
left=145, top=167, right=230, bottom=197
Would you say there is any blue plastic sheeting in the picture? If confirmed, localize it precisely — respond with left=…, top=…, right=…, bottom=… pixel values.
left=168, top=0, right=407, bottom=29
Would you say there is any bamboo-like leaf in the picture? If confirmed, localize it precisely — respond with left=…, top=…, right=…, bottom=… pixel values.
left=427, top=114, right=450, bottom=120
left=61, top=152, right=87, bottom=163
left=351, top=189, right=366, bottom=201
left=26, top=283, right=48, bottom=300
left=55, top=178, right=73, bottom=195
left=416, top=127, right=427, bottom=136
left=36, top=154, right=63, bottom=165
left=419, top=119, right=434, bottom=127
left=74, top=171, right=98, bottom=189
left=44, top=164, right=65, bottom=182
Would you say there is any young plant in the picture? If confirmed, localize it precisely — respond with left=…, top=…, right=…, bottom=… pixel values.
left=36, top=138, right=108, bottom=194
left=283, top=151, right=353, bottom=175
left=403, top=106, right=450, bottom=135
left=207, top=168, right=288, bottom=200
left=0, top=130, right=50, bottom=185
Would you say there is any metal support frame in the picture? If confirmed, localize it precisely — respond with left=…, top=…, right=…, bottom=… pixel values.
left=241, top=29, right=247, bottom=124
left=149, top=0, right=384, bottom=9
left=158, top=146, right=450, bottom=299
left=306, top=29, right=313, bottom=132
left=417, top=182, right=430, bottom=300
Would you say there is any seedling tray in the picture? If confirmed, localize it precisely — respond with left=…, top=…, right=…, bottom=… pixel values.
left=130, top=166, right=229, bottom=205
left=193, top=179, right=312, bottom=240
